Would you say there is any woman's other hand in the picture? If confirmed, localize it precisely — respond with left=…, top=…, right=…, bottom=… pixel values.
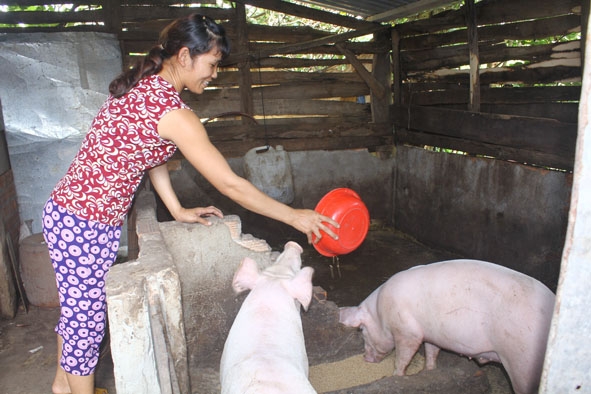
left=173, top=205, right=223, bottom=225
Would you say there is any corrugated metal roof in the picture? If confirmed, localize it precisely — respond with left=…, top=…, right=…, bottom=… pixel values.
left=295, top=0, right=459, bottom=22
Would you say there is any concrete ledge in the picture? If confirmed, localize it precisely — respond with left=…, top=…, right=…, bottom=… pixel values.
left=107, top=190, right=189, bottom=394
left=106, top=190, right=277, bottom=394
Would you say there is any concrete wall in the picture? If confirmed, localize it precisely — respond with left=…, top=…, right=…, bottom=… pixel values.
left=164, top=149, right=395, bottom=248
left=394, top=145, right=571, bottom=290
left=167, top=146, right=570, bottom=290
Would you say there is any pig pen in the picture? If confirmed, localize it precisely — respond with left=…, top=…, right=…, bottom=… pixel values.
left=106, top=189, right=513, bottom=394
left=105, top=146, right=567, bottom=394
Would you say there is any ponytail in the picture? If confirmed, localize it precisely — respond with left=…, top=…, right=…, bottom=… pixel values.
left=108, top=13, right=229, bottom=98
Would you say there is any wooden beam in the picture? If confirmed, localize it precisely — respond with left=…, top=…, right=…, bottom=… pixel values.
left=235, top=0, right=378, bottom=30
left=367, top=0, right=458, bottom=22
left=336, top=43, right=387, bottom=100
left=464, top=0, right=480, bottom=112
left=223, top=23, right=389, bottom=66
left=391, top=29, right=402, bottom=105
left=392, top=104, right=577, bottom=162
left=582, top=0, right=589, bottom=76
left=370, top=30, right=393, bottom=123
left=235, top=3, right=254, bottom=123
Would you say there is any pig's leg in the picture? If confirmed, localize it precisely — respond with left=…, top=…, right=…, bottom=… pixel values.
left=393, top=335, right=423, bottom=376
left=424, top=342, right=441, bottom=370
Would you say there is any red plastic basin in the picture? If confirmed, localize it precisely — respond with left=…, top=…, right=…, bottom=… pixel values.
left=312, top=188, right=370, bottom=257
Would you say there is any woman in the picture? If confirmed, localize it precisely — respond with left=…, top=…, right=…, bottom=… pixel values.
left=42, top=14, right=338, bottom=394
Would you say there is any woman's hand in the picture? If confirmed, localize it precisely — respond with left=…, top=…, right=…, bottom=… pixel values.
left=290, top=209, right=340, bottom=244
left=172, top=205, right=224, bottom=225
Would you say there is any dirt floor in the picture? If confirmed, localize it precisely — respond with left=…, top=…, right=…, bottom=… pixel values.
left=0, top=225, right=516, bottom=394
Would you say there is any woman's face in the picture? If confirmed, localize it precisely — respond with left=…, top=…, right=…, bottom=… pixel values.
left=184, top=47, right=223, bottom=94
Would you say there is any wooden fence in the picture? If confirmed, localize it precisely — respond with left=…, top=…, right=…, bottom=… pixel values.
left=392, top=0, right=581, bottom=170
left=0, top=0, right=583, bottom=169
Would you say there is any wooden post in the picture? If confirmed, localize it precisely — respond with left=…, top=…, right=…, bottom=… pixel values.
left=336, top=43, right=386, bottom=100
left=582, top=0, right=589, bottom=76
left=371, top=28, right=393, bottom=123
left=391, top=29, right=402, bottom=106
left=103, top=0, right=121, bottom=36
left=465, top=0, right=480, bottom=112
left=235, top=3, right=254, bottom=123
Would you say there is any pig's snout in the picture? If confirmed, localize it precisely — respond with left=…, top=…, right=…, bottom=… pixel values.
left=363, top=346, right=385, bottom=363
left=364, top=353, right=379, bottom=363
left=284, top=241, right=303, bottom=253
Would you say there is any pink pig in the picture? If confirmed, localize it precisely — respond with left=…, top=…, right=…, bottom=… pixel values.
left=339, top=259, right=555, bottom=394
left=220, top=241, right=317, bottom=394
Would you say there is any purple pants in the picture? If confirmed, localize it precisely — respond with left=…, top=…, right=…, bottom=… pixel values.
left=42, top=198, right=121, bottom=376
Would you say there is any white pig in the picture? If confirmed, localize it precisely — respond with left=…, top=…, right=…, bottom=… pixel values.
left=339, top=259, right=555, bottom=394
left=220, top=241, right=317, bottom=394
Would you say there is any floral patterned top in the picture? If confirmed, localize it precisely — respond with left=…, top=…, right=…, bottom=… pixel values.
left=51, top=74, right=189, bottom=226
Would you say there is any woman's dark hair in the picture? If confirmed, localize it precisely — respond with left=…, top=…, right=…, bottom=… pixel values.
left=109, top=13, right=230, bottom=98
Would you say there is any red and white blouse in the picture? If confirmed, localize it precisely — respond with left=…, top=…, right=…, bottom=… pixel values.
left=51, top=74, right=189, bottom=226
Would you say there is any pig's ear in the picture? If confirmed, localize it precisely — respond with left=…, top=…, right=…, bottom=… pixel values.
left=339, top=307, right=362, bottom=327
left=286, top=266, right=314, bottom=311
left=232, top=257, right=260, bottom=294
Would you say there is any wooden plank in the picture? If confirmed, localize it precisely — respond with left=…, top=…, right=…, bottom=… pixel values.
left=121, top=46, right=368, bottom=68
left=122, top=0, right=216, bottom=4
left=122, top=39, right=384, bottom=57
left=465, top=0, right=480, bottom=112
left=223, top=24, right=389, bottom=66
left=234, top=0, right=378, bottom=30
left=370, top=30, right=393, bottom=122
left=246, top=24, right=330, bottom=43
left=191, top=81, right=369, bottom=101
left=431, top=103, right=578, bottom=124
left=0, top=9, right=103, bottom=24
left=396, top=0, right=580, bottom=37
left=582, top=0, right=589, bottom=74
left=472, top=103, right=578, bottom=124
left=212, top=135, right=393, bottom=158
left=104, top=0, right=122, bottom=34
left=213, top=71, right=364, bottom=86
left=183, top=97, right=371, bottom=119
left=206, top=118, right=385, bottom=140
left=402, top=86, right=581, bottom=105
left=401, top=14, right=582, bottom=51
left=392, top=29, right=402, bottom=105
left=403, top=41, right=579, bottom=72
left=408, top=65, right=581, bottom=86
left=119, top=5, right=233, bottom=22
left=367, top=0, right=459, bottom=22
left=395, top=128, right=574, bottom=170
left=0, top=25, right=108, bottom=33
left=392, top=104, right=577, bottom=160
left=235, top=3, right=254, bottom=121
left=4, top=227, right=28, bottom=313
left=336, top=43, right=387, bottom=100
left=3, top=0, right=98, bottom=5
left=245, top=57, right=351, bottom=69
